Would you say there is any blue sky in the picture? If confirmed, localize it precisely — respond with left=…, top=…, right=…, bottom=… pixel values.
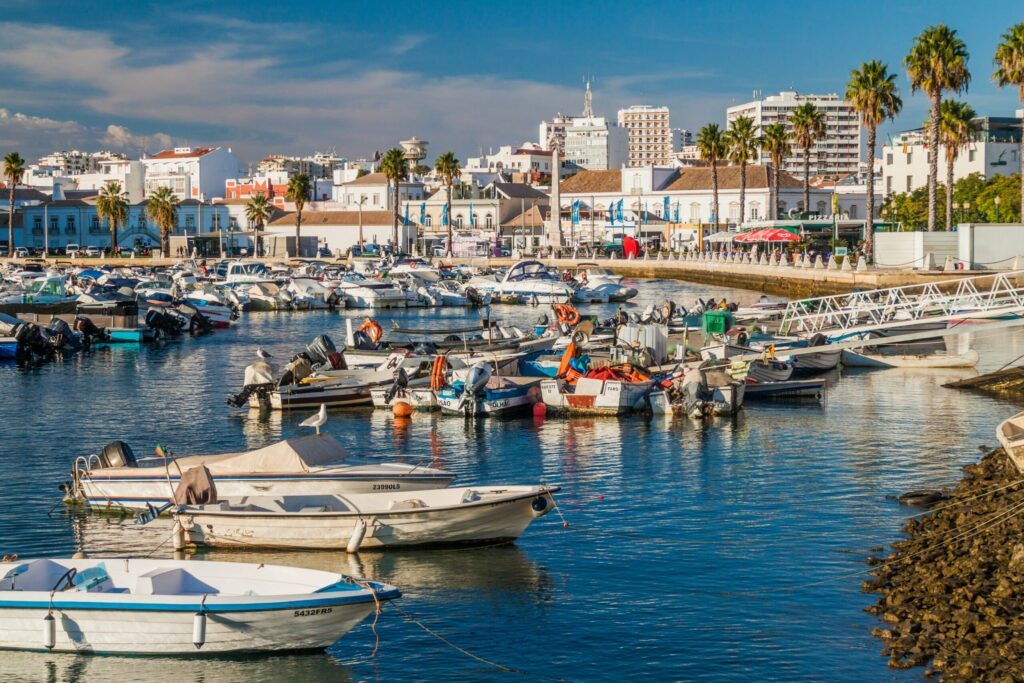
left=0, top=0, right=1020, bottom=164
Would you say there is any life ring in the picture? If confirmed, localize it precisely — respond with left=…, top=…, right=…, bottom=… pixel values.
left=430, top=355, right=448, bottom=391
left=358, top=320, right=383, bottom=344
left=554, top=304, right=581, bottom=327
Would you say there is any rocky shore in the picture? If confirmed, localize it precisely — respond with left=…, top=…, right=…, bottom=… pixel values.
left=864, top=448, right=1024, bottom=679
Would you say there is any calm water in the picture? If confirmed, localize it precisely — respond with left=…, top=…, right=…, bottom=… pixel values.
left=1, top=279, right=1022, bottom=682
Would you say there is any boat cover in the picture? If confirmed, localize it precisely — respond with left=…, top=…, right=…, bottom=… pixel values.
left=171, top=435, right=354, bottom=475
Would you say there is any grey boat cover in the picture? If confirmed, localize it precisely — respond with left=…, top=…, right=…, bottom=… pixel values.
left=173, top=465, right=218, bottom=504
left=171, top=434, right=354, bottom=476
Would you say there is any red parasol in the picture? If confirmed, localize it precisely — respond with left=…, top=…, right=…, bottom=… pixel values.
left=734, top=227, right=800, bottom=243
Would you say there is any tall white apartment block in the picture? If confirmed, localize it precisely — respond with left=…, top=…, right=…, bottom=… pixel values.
left=561, top=82, right=627, bottom=170
left=617, top=105, right=678, bottom=166
left=539, top=114, right=573, bottom=153
left=727, top=91, right=861, bottom=175
left=141, top=146, right=240, bottom=201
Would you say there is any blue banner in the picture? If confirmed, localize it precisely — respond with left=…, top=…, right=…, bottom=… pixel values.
left=616, top=199, right=624, bottom=223
left=419, top=202, right=426, bottom=225
left=673, top=200, right=680, bottom=223
left=643, top=201, right=648, bottom=225
left=607, top=203, right=614, bottom=223
left=403, top=203, right=409, bottom=226
left=442, top=204, right=449, bottom=226
left=571, top=200, right=580, bottom=225
left=469, top=202, right=474, bottom=226
left=663, top=196, right=670, bottom=221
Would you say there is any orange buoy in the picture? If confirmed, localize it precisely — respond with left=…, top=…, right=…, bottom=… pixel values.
left=393, top=401, right=413, bottom=417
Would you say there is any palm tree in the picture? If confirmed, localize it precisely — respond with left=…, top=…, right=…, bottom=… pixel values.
left=96, top=181, right=128, bottom=255
left=3, top=152, right=25, bottom=256
left=286, top=173, right=312, bottom=256
left=905, top=24, right=971, bottom=231
left=434, top=152, right=461, bottom=257
left=696, top=124, right=727, bottom=229
left=789, top=102, right=827, bottom=215
left=935, top=100, right=977, bottom=230
left=994, top=22, right=1024, bottom=220
left=760, top=123, right=791, bottom=220
left=245, top=193, right=273, bottom=257
left=379, top=147, right=410, bottom=251
left=146, top=186, right=179, bottom=257
left=725, top=116, right=758, bottom=225
left=846, top=60, right=903, bottom=256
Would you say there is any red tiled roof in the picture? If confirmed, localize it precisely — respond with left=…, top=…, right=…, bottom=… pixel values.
left=148, top=147, right=215, bottom=160
left=267, top=210, right=395, bottom=227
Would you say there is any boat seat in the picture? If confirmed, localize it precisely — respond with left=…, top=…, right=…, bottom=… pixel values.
left=388, top=499, right=427, bottom=511
left=134, top=567, right=217, bottom=596
left=299, top=505, right=331, bottom=513
left=71, top=564, right=111, bottom=592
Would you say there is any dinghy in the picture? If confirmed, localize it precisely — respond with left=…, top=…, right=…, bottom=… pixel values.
left=840, top=348, right=979, bottom=369
left=0, top=558, right=397, bottom=654
left=996, top=412, right=1024, bottom=473
left=174, top=485, right=561, bottom=550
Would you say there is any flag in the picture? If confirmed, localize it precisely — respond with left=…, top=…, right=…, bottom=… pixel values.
left=403, top=203, right=409, bottom=226
left=607, top=203, right=614, bottom=223
left=673, top=201, right=680, bottom=223
left=643, top=201, right=648, bottom=225
left=419, top=202, right=426, bottom=225
left=572, top=200, right=580, bottom=225
left=663, top=196, right=670, bottom=221
left=442, top=204, right=449, bottom=226
left=469, top=201, right=475, bottom=226
left=616, top=199, right=624, bottom=223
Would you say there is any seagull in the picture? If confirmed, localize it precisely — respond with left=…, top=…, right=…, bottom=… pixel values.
left=300, top=403, right=328, bottom=435
left=256, top=347, right=273, bottom=360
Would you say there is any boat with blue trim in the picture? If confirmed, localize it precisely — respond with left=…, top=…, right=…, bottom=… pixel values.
left=0, top=558, right=397, bottom=654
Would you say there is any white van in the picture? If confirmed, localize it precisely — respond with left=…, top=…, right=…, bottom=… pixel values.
left=66, top=243, right=81, bottom=257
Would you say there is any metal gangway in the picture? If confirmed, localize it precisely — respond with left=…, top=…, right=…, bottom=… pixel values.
left=778, top=271, right=1024, bottom=338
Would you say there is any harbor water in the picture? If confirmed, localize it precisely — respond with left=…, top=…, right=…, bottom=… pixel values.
left=1, top=278, right=1021, bottom=681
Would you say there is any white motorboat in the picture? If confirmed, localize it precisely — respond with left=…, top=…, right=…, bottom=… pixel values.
left=333, top=272, right=406, bottom=309
left=540, top=375, right=657, bottom=415
left=246, top=282, right=286, bottom=311
left=0, top=276, right=78, bottom=306
left=840, top=348, right=980, bottom=369
left=224, top=260, right=275, bottom=285
left=487, top=260, right=573, bottom=304
left=66, top=433, right=455, bottom=510
left=174, top=485, right=561, bottom=550
left=0, top=558, right=397, bottom=654
left=388, top=258, right=441, bottom=282
left=996, top=411, right=1024, bottom=473
left=700, top=343, right=796, bottom=382
left=287, top=278, right=339, bottom=310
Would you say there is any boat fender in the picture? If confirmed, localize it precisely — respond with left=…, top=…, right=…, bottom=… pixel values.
left=43, top=612, right=56, bottom=650
left=347, top=519, right=367, bottom=553
left=192, top=609, right=207, bottom=649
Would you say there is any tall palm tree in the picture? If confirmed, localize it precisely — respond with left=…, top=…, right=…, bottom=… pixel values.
left=434, top=152, right=461, bottom=257
left=3, top=152, right=25, bottom=256
left=286, top=173, right=312, bottom=256
left=146, top=186, right=179, bottom=257
left=905, top=24, right=971, bottom=231
left=994, top=22, right=1024, bottom=220
left=760, top=123, right=791, bottom=220
left=379, top=147, right=410, bottom=251
left=725, top=116, right=758, bottom=225
left=696, top=124, right=727, bottom=229
left=96, top=181, right=128, bottom=254
left=789, top=102, right=827, bottom=215
left=846, top=60, right=903, bottom=256
left=935, top=100, right=977, bottom=230
left=245, top=193, right=273, bottom=257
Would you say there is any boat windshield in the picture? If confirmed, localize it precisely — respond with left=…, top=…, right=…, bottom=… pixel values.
left=504, top=261, right=556, bottom=282
left=231, top=263, right=269, bottom=277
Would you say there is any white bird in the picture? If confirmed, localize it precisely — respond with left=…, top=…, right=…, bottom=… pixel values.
left=300, top=403, right=328, bottom=435
left=256, top=347, right=273, bottom=360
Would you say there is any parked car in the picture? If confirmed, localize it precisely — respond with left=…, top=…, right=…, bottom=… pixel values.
left=13, top=247, right=30, bottom=258
left=84, top=246, right=101, bottom=257
left=66, top=243, right=81, bottom=258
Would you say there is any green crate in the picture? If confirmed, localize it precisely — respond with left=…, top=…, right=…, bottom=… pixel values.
left=702, top=311, right=735, bottom=336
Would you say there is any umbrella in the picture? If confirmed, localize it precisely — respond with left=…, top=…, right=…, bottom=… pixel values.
left=734, top=227, right=800, bottom=243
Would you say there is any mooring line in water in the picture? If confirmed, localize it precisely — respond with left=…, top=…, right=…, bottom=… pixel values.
left=388, top=602, right=530, bottom=676
left=902, top=474, right=1024, bottom=521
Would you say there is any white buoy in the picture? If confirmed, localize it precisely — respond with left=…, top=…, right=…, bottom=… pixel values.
left=192, top=611, right=207, bottom=649
left=347, top=519, right=367, bottom=553
left=43, top=613, right=56, bottom=650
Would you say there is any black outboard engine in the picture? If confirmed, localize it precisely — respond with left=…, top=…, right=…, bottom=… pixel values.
left=326, top=290, right=343, bottom=310
left=808, top=333, right=828, bottom=348
left=145, top=308, right=186, bottom=337
left=179, top=304, right=214, bottom=335
left=384, top=367, right=410, bottom=404
left=412, top=341, right=438, bottom=355
left=96, top=440, right=137, bottom=469
left=46, top=319, right=82, bottom=353
left=74, top=316, right=109, bottom=345
left=465, top=287, right=484, bottom=307
left=305, top=335, right=339, bottom=368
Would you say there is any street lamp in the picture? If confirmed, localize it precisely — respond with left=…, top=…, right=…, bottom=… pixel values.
left=952, top=202, right=960, bottom=225
left=357, top=196, right=367, bottom=253
left=995, top=195, right=1002, bottom=223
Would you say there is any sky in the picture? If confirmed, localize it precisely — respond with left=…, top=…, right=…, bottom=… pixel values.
left=0, top=0, right=1021, bottom=166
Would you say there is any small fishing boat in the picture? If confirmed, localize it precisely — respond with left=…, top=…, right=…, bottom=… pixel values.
left=540, top=373, right=657, bottom=415
left=743, top=378, right=826, bottom=400
left=649, top=370, right=745, bottom=417
left=174, top=485, right=561, bottom=550
left=65, top=433, right=455, bottom=510
left=996, top=411, right=1024, bottom=473
left=841, top=348, right=980, bottom=369
left=435, top=364, right=542, bottom=416
left=0, top=558, right=397, bottom=654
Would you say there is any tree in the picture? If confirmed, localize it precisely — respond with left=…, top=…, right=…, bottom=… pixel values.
left=286, top=173, right=312, bottom=256
left=696, top=124, right=727, bottom=229
left=725, top=115, right=758, bottom=225
left=245, top=193, right=273, bottom=257
left=96, top=181, right=128, bottom=254
left=434, top=152, right=461, bottom=257
left=905, top=24, right=971, bottom=231
left=759, top=124, right=791, bottom=220
left=146, top=186, right=179, bottom=257
left=379, top=147, right=410, bottom=251
left=3, top=152, right=25, bottom=256
left=994, top=22, right=1024, bottom=220
left=846, top=60, right=902, bottom=256
left=935, top=100, right=977, bottom=230
left=789, top=102, right=826, bottom=215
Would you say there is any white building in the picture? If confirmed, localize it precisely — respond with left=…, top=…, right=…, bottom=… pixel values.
left=265, top=209, right=416, bottom=255
left=332, top=172, right=425, bottom=211
left=562, top=82, right=627, bottom=171
left=539, top=114, right=573, bottom=153
left=617, top=105, right=679, bottom=167
left=22, top=152, right=145, bottom=203
left=881, top=115, right=1022, bottom=195
left=463, top=144, right=560, bottom=181
left=727, top=91, right=861, bottom=176
left=141, top=146, right=240, bottom=201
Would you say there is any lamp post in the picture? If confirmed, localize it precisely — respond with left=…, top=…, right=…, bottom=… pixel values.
left=995, top=195, right=1002, bottom=223
left=952, top=202, right=960, bottom=225
left=357, top=196, right=366, bottom=253
left=963, top=201, right=971, bottom=224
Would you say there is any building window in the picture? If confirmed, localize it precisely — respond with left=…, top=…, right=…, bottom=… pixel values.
left=137, top=215, right=147, bottom=230
left=886, top=177, right=893, bottom=194
left=849, top=205, right=858, bottom=219
left=66, top=216, right=76, bottom=234
left=816, top=201, right=827, bottom=215
left=211, top=212, right=220, bottom=230
left=886, top=153, right=893, bottom=164
left=486, top=214, right=493, bottom=229
left=455, top=215, right=464, bottom=228
left=906, top=176, right=912, bottom=192
left=689, top=203, right=700, bottom=222
left=749, top=203, right=760, bottom=220
left=906, top=151, right=912, bottom=164
left=185, top=215, right=195, bottom=230
left=90, top=216, right=100, bottom=233
left=50, top=216, right=59, bottom=234
left=33, top=216, right=42, bottom=234
left=728, top=202, right=740, bottom=221
left=968, top=149, right=976, bottom=162
left=778, top=201, right=787, bottom=215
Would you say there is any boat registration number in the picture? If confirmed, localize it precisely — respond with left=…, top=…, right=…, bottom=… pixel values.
left=294, top=607, right=333, bottom=617
left=373, top=483, right=400, bottom=491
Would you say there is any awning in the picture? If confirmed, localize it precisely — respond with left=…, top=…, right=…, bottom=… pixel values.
left=705, top=231, right=735, bottom=243
left=734, top=227, right=801, bottom=243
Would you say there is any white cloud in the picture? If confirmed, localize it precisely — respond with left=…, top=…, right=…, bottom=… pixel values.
left=101, top=124, right=172, bottom=152
left=390, top=34, right=427, bottom=56
left=0, top=108, right=81, bottom=134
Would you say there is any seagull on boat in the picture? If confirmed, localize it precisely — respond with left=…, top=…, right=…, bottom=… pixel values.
left=256, top=347, right=273, bottom=360
left=300, top=404, right=328, bottom=435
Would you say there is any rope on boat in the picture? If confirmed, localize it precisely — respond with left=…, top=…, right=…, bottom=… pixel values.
left=346, top=576, right=382, bottom=657
left=388, top=601, right=529, bottom=675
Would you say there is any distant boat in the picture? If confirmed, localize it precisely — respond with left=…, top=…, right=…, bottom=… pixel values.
left=0, top=558, right=397, bottom=654
left=841, top=349, right=979, bottom=369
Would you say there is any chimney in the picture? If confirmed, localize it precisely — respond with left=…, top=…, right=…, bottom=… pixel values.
left=52, top=181, right=64, bottom=201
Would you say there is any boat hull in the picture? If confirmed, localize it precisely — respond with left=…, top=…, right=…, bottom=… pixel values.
left=540, top=377, right=655, bottom=415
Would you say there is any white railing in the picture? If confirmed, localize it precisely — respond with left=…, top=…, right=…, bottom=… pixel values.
left=779, top=271, right=1024, bottom=337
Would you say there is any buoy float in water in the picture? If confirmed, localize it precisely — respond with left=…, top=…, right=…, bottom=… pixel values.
left=393, top=401, right=413, bottom=417
left=533, top=403, right=547, bottom=418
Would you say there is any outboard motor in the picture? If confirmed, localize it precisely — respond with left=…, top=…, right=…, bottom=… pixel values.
left=74, top=316, right=109, bottom=345
left=326, top=289, right=343, bottom=310
left=305, top=335, right=339, bottom=368
left=808, top=333, right=828, bottom=348
left=456, top=362, right=492, bottom=411
left=46, top=319, right=82, bottom=353
left=145, top=308, right=185, bottom=338
left=384, top=367, right=410, bottom=404
left=412, top=341, right=438, bottom=356
left=465, top=287, right=484, bottom=307
left=227, top=359, right=276, bottom=408
left=277, top=354, right=313, bottom=387
left=178, top=304, right=213, bottom=335
left=96, top=441, right=137, bottom=469
left=351, top=330, right=376, bottom=350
